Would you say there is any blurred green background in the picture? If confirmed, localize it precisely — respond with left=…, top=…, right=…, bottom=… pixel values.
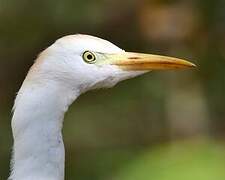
left=1, top=0, right=225, bottom=179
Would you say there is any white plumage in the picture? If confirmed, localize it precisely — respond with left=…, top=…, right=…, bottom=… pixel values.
left=9, top=34, right=195, bottom=180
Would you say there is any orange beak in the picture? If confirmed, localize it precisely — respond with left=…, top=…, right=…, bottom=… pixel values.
left=107, top=52, right=196, bottom=70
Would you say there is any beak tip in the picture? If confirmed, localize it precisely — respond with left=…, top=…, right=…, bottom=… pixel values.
left=190, top=62, right=197, bottom=68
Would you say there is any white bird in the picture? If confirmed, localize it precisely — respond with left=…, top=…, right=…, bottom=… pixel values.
left=9, top=34, right=195, bottom=180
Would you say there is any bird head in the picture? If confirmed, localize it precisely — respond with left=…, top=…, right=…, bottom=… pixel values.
left=28, top=34, right=195, bottom=94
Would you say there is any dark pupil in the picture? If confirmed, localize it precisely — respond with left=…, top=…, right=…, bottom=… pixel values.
left=87, top=54, right=93, bottom=60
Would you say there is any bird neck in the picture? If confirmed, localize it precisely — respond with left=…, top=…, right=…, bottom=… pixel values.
left=9, top=79, right=79, bottom=180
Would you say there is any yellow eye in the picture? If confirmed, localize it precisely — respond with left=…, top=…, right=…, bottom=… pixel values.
left=82, top=51, right=96, bottom=63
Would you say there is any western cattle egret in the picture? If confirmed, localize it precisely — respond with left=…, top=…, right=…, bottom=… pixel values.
left=9, top=34, right=195, bottom=180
